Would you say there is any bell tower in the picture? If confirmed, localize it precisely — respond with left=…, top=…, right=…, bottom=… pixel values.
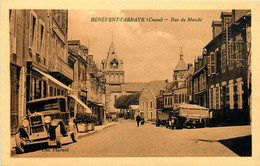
left=102, top=39, right=124, bottom=84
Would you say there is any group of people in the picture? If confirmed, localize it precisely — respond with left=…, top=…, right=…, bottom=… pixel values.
left=135, top=114, right=145, bottom=127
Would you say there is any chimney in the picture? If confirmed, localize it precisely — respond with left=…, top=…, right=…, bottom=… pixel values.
left=88, top=55, right=93, bottom=61
left=211, top=21, right=222, bottom=39
left=232, top=10, right=251, bottom=23
left=188, top=63, right=193, bottom=70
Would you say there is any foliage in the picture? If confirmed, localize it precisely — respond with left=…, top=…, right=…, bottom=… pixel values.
left=114, top=93, right=140, bottom=109
left=76, top=112, right=97, bottom=123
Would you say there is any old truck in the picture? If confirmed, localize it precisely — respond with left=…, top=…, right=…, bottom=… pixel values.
left=166, top=104, right=210, bottom=129
left=156, top=110, right=170, bottom=127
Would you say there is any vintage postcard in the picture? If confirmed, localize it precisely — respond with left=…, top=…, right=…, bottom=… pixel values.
left=1, top=0, right=260, bottom=166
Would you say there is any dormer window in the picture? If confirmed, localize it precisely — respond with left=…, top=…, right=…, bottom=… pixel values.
left=112, top=51, right=115, bottom=54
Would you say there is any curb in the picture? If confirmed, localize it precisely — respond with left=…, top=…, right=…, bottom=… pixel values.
left=78, top=123, right=117, bottom=139
left=11, top=123, right=118, bottom=156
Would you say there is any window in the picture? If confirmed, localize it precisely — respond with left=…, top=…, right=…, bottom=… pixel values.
left=164, top=98, right=168, bottom=105
left=49, top=86, right=53, bottom=97
left=150, top=101, right=153, bottom=109
left=115, top=95, right=117, bottom=102
left=237, top=78, right=243, bottom=109
left=168, top=97, right=172, bottom=106
left=210, top=53, right=216, bottom=74
left=228, top=80, right=234, bottom=109
left=29, top=14, right=37, bottom=48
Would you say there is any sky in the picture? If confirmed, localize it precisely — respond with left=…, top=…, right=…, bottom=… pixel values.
left=68, top=10, right=228, bottom=83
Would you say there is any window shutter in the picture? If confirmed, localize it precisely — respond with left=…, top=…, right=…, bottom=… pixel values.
left=209, top=88, right=212, bottom=109
left=207, top=55, right=211, bottom=76
left=213, top=87, right=216, bottom=109
left=29, top=13, right=33, bottom=48
left=12, top=11, right=17, bottom=54
left=229, top=82, right=234, bottom=109
left=37, top=20, right=40, bottom=53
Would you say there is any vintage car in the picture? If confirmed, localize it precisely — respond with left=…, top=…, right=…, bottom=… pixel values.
left=15, top=96, right=78, bottom=153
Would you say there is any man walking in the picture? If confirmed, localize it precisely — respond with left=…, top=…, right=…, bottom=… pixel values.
left=136, top=114, right=141, bottom=127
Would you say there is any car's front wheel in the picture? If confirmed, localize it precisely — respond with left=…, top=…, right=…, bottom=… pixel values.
left=71, top=123, right=78, bottom=142
left=15, top=132, right=25, bottom=154
left=55, top=125, right=62, bottom=148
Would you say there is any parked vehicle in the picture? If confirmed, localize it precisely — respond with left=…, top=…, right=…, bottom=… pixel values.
left=156, top=110, right=169, bottom=127
left=15, top=96, right=78, bottom=154
left=168, top=104, right=210, bottom=129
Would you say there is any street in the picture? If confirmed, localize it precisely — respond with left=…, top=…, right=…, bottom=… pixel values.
left=13, top=119, right=251, bottom=157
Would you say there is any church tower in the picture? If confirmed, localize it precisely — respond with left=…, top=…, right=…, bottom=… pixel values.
left=173, top=47, right=188, bottom=87
left=102, top=40, right=124, bottom=84
left=101, top=39, right=125, bottom=114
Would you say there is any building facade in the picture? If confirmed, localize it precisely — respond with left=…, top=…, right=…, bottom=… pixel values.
left=139, top=80, right=167, bottom=121
left=10, top=10, right=72, bottom=134
left=205, top=10, right=251, bottom=125
left=68, top=40, right=106, bottom=125
left=191, top=52, right=208, bottom=108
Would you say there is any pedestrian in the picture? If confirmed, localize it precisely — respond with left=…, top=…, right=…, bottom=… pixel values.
left=136, top=114, right=141, bottom=127
left=141, top=118, right=145, bottom=125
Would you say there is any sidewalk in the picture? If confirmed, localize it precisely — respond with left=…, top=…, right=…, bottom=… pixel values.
left=11, top=121, right=118, bottom=155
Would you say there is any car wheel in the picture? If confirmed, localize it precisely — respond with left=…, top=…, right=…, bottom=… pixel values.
left=55, top=125, right=62, bottom=148
left=71, top=123, right=78, bottom=142
left=15, top=132, right=25, bottom=154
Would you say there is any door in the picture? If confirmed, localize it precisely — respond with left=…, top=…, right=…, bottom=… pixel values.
left=10, top=65, right=20, bottom=134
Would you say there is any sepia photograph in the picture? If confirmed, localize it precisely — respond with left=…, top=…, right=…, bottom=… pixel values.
left=9, top=9, right=252, bottom=157
left=1, top=1, right=260, bottom=165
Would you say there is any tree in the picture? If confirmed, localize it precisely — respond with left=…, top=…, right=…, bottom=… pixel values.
left=114, top=93, right=140, bottom=109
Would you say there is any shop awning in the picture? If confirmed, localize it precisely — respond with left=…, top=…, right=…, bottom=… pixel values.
left=69, top=95, right=92, bottom=113
left=97, top=103, right=105, bottom=107
left=33, top=67, right=73, bottom=91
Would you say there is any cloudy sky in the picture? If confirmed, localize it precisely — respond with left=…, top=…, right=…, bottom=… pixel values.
left=68, top=10, right=228, bottom=82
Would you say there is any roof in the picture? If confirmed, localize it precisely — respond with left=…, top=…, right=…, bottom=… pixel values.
left=124, top=82, right=148, bottom=92
left=212, top=21, right=222, bottom=27
left=221, top=12, right=232, bottom=18
left=183, top=66, right=194, bottom=78
left=129, top=105, right=139, bottom=110
left=174, top=59, right=188, bottom=71
left=148, top=80, right=167, bottom=97
left=27, top=96, right=66, bottom=104
left=178, top=67, right=194, bottom=88
left=68, top=40, right=80, bottom=45
left=177, top=103, right=209, bottom=110
left=165, top=81, right=174, bottom=90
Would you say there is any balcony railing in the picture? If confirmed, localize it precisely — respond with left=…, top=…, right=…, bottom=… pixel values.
left=51, top=56, right=73, bottom=81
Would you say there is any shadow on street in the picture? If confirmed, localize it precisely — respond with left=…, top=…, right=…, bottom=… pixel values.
left=218, top=135, right=252, bottom=156
left=193, top=135, right=251, bottom=156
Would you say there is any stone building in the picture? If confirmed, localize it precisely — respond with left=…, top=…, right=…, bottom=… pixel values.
left=190, top=51, right=208, bottom=108
left=205, top=10, right=251, bottom=125
left=139, top=80, right=167, bottom=121
left=9, top=10, right=73, bottom=134
left=101, top=40, right=147, bottom=114
left=68, top=40, right=106, bottom=124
